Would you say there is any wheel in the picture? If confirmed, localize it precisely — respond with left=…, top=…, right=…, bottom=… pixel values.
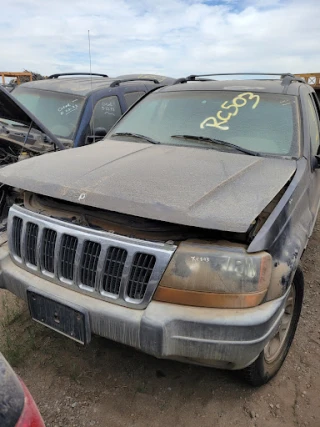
left=241, top=267, right=304, bottom=386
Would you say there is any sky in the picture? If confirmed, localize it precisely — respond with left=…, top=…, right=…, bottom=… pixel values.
left=1, top=0, right=320, bottom=79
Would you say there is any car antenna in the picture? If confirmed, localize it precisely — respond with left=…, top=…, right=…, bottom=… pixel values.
left=88, top=29, right=95, bottom=139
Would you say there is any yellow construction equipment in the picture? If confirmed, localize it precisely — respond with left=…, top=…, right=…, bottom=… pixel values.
left=1, top=72, right=33, bottom=85
left=295, top=73, right=320, bottom=89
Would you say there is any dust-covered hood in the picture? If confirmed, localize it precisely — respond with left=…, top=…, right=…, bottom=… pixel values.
left=0, top=86, right=64, bottom=150
left=0, top=139, right=296, bottom=232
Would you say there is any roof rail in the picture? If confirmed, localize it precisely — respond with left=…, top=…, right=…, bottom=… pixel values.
left=281, top=73, right=305, bottom=85
left=173, top=77, right=215, bottom=85
left=48, top=72, right=109, bottom=79
left=173, top=78, right=188, bottom=85
left=109, top=78, right=160, bottom=87
left=173, top=73, right=306, bottom=85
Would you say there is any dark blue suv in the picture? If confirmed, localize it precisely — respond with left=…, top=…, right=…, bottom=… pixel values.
left=10, top=73, right=175, bottom=148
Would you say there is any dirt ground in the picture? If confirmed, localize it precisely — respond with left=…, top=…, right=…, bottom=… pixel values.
left=1, top=221, right=320, bottom=427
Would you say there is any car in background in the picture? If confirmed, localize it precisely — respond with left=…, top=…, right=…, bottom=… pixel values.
left=0, top=85, right=66, bottom=219
left=10, top=72, right=175, bottom=148
left=0, top=83, right=16, bottom=92
left=0, top=73, right=174, bottom=218
left=0, top=352, right=45, bottom=426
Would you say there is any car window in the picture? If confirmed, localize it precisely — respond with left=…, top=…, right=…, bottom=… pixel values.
left=307, top=96, right=320, bottom=156
left=12, top=87, right=85, bottom=139
left=91, top=96, right=122, bottom=132
left=124, top=92, right=145, bottom=108
left=110, top=91, right=300, bottom=157
left=311, top=93, right=320, bottom=121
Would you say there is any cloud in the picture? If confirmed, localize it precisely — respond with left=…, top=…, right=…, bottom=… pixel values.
left=0, top=0, right=320, bottom=79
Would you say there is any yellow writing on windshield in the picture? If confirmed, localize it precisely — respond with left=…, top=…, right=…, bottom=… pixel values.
left=200, top=92, right=260, bottom=131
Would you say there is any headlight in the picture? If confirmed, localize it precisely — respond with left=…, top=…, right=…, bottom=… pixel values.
left=154, top=241, right=272, bottom=308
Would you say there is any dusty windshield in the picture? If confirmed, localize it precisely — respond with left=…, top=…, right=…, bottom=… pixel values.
left=110, top=90, right=300, bottom=157
left=12, top=87, right=85, bottom=139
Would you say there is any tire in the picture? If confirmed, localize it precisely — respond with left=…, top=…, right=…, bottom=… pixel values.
left=241, top=267, right=304, bottom=386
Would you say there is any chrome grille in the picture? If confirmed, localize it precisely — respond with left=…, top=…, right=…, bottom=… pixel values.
left=127, top=253, right=156, bottom=300
left=41, top=229, right=57, bottom=273
left=25, top=223, right=39, bottom=266
left=12, top=217, right=23, bottom=258
left=102, top=247, right=127, bottom=295
left=80, top=241, right=101, bottom=288
left=60, top=235, right=78, bottom=281
left=8, top=205, right=176, bottom=309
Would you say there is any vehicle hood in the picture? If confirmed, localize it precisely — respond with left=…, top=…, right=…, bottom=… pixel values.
left=0, top=86, right=64, bottom=150
left=0, top=140, right=296, bottom=232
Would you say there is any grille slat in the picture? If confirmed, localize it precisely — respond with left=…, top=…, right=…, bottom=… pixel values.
left=127, top=253, right=156, bottom=300
left=102, top=246, right=127, bottom=295
left=42, top=229, right=57, bottom=273
left=9, top=207, right=175, bottom=309
left=60, top=235, right=78, bottom=281
left=80, top=241, right=101, bottom=288
left=12, top=217, right=23, bottom=257
left=25, top=223, right=39, bottom=266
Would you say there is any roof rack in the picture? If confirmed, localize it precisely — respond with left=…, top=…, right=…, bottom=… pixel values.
left=48, top=72, right=109, bottom=79
left=173, top=77, right=215, bottom=85
left=173, top=73, right=306, bottom=86
left=109, top=78, right=160, bottom=87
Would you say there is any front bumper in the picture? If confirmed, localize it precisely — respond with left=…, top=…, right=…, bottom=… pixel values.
left=0, top=242, right=287, bottom=370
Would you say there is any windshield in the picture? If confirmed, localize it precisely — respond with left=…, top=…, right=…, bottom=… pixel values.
left=12, top=87, right=85, bottom=139
left=109, top=90, right=300, bottom=157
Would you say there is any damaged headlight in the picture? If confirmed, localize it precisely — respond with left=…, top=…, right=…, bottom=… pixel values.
left=154, top=241, right=272, bottom=308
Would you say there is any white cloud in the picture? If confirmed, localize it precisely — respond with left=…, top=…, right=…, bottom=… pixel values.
left=0, top=0, right=320, bottom=79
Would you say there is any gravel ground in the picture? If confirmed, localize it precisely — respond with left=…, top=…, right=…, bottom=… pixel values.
left=1, top=218, right=320, bottom=427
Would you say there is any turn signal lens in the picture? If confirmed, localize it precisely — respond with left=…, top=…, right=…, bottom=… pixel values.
left=154, top=241, right=272, bottom=308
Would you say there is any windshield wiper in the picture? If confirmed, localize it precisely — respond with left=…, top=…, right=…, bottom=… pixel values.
left=111, top=132, right=160, bottom=144
left=171, top=135, right=261, bottom=156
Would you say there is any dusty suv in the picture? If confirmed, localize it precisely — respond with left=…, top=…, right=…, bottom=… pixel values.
left=10, top=73, right=175, bottom=148
left=0, top=73, right=319, bottom=386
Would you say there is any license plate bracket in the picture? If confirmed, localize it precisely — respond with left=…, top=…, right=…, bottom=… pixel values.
left=27, top=289, right=91, bottom=344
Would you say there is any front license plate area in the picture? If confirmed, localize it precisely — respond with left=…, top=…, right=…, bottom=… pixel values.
left=27, top=290, right=90, bottom=344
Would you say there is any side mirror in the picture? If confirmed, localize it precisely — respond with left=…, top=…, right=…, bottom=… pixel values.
left=93, top=127, right=107, bottom=138
left=313, top=155, right=320, bottom=169
left=85, top=127, right=107, bottom=145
